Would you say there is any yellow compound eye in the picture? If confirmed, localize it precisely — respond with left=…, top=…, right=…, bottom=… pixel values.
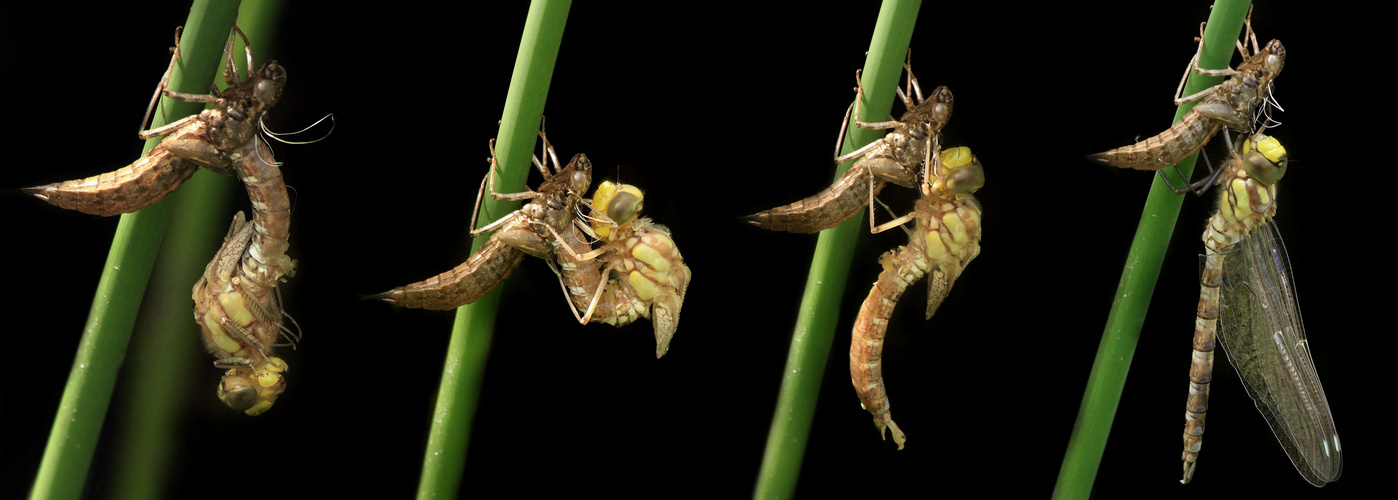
left=941, top=146, right=973, bottom=169
left=1242, top=135, right=1288, bottom=185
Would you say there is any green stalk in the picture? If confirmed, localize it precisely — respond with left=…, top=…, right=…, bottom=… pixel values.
left=753, top=2, right=921, bottom=498
left=1051, top=2, right=1251, bottom=498
left=107, top=3, right=284, bottom=499
left=30, top=2, right=242, bottom=500
left=415, top=1, right=571, bottom=498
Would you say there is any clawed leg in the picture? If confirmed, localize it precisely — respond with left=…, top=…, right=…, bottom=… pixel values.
left=536, top=221, right=607, bottom=263
left=548, top=258, right=615, bottom=325
left=138, top=27, right=204, bottom=139
left=869, top=195, right=915, bottom=235
left=1173, top=23, right=1235, bottom=106
left=902, top=49, right=923, bottom=107
left=834, top=70, right=897, bottom=164
left=1242, top=5, right=1260, bottom=56
left=850, top=69, right=902, bottom=130
left=468, top=146, right=531, bottom=238
left=222, top=25, right=254, bottom=87
left=1157, top=129, right=1229, bottom=195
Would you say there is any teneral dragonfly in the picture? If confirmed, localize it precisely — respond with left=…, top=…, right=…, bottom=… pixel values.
left=194, top=209, right=296, bottom=415
left=372, top=130, right=594, bottom=310
left=552, top=181, right=692, bottom=358
left=1182, top=133, right=1341, bottom=485
left=850, top=146, right=983, bottom=449
left=743, top=59, right=952, bottom=233
left=1089, top=17, right=1284, bottom=173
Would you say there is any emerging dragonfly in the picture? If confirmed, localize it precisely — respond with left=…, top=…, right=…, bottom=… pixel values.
left=850, top=146, right=983, bottom=449
left=1180, top=132, right=1341, bottom=486
left=1089, top=15, right=1284, bottom=174
left=373, top=129, right=595, bottom=310
left=194, top=209, right=297, bottom=416
left=743, top=58, right=952, bottom=233
left=25, top=25, right=301, bottom=414
left=552, top=181, right=692, bottom=357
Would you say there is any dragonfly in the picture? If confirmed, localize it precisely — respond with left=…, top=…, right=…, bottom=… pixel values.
left=194, top=209, right=297, bottom=415
left=1181, top=132, right=1341, bottom=486
left=372, top=129, right=596, bottom=311
left=24, top=25, right=289, bottom=216
left=24, top=25, right=301, bottom=414
left=850, top=145, right=983, bottom=449
left=1089, top=15, right=1284, bottom=174
left=551, top=181, right=692, bottom=358
left=743, top=58, right=952, bottom=233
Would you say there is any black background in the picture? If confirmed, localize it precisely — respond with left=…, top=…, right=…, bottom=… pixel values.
left=1, top=2, right=1388, bottom=498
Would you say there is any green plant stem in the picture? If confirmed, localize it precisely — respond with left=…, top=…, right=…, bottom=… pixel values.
left=1051, top=2, right=1251, bottom=498
left=415, top=1, right=571, bottom=498
left=107, top=3, right=283, bottom=499
left=30, top=2, right=242, bottom=500
left=753, top=2, right=921, bottom=498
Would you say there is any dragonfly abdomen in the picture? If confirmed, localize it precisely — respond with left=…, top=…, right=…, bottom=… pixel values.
left=850, top=243, right=930, bottom=451
left=743, top=165, right=881, bottom=233
left=374, top=236, right=527, bottom=310
left=1089, top=111, right=1220, bottom=171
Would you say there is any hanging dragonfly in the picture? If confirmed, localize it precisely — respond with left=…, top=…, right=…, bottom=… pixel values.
left=1089, top=15, right=1284, bottom=174
left=194, top=209, right=297, bottom=416
left=372, top=129, right=595, bottom=310
left=850, top=145, right=983, bottom=449
left=551, top=181, right=692, bottom=358
left=743, top=59, right=952, bottom=233
left=1180, top=132, right=1341, bottom=486
left=25, top=25, right=302, bottom=414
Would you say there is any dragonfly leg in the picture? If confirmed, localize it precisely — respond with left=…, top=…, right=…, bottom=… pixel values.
left=138, top=27, right=183, bottom=138
left=483, top=139, right=541, bottom=202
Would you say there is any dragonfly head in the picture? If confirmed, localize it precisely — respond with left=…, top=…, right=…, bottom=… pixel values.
left=565, top=153, right=592, bottom=199
left=1261, top=40, right=1285, bottom=77
left=591, top=181, right=644, bottom=238
left=1241, top=134, right=1287, bottom=185
left=937, top=146, right=984, bottom=196
left=252, top=60, right=287, bottom=109
left=926, top=85, right=953, bottom=127
left=217, top=357, right=288, bottom=416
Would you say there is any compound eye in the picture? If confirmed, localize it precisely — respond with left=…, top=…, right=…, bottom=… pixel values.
left=1243, top=151, right=1286, bottom=185
left=1242, top=135, right=1288, bottom=185
left=933, top=103, right=950, bottom=124
left=946, top=160, right=985, bottom=195
left=572, top=170, right=589, bottom=191
left=606, top=187, right=644, bottom=226
left=218, top=376, right=258, bottom=413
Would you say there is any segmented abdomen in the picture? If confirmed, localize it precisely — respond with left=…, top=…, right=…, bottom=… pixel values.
left=1089, top=110, right=1220, bottom=171
left=850, top=243, right=928, bottom=450
left=1183, top=173, right=1277, bottom=482
left=374, top=235, right=527, bottom=310
left=232, top=139, right=295, bottom=297
left=22, top=123, right=210, bottom=216
left=743, top=165, right=881, bottom=233
left=850, top=194, right=981, bottom=450
left=558, top=219, right=691, bottom=358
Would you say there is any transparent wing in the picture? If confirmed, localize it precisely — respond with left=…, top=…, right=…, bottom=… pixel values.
left=1217, top=220, right=1342, bottom=486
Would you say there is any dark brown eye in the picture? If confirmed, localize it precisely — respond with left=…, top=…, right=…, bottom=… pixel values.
left=933, top=103, right=949, bottom=124
left=946, top=160, right=985, bottom=194
left=572, top=170, right=589, bottom=191
left=607, top=190, right=643, bottom=225
left=218, top=376, right=258, bottom=413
